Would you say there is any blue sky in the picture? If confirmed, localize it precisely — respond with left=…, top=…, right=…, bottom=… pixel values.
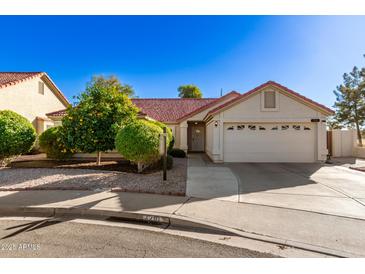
left=0, top=16, right=365, bottom=107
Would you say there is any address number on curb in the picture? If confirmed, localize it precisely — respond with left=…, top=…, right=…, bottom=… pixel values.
left=142, top=215, right=165, bottom=223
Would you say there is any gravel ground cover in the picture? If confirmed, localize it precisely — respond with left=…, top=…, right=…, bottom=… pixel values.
left=0, top=158, right=187, bottom=196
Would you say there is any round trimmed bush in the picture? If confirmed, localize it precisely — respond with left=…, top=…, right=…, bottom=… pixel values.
left=149, top=120, right=173, bottom=147
left=168, top=148, right=186, bottom=158
left=39, top=127, right=74, bottom=160
left=115, top=120, right=163, bottom=166
left=0, top=110, right=36, bottom=165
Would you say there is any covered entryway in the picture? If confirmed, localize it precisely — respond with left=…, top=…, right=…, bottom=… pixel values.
left=223, top=123, right=316, bottom=162
left=188, top=121, right=205, bottom=152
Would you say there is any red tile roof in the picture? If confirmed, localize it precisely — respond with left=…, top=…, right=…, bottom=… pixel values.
left=0, top=72, right=43, bottom=89
left=206, top=80, right=334, bottom=118
left=132, top=98, right=216, bottom=122
left=47, top=98, right=219, bottom=122
left=47, top=91, right=240, bottom=122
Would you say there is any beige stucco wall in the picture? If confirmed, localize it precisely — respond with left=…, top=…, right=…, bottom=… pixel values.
left=353, top=146, right=365, bottom=158
left=0, top=76, right=68, bottom=133
left=208, top=86, right=330, bottom=162
left=205, top=121, right=214, bottom=159
left=165, top=123, right=178, bottom=148
left=221, top=86, right=322, bottom=121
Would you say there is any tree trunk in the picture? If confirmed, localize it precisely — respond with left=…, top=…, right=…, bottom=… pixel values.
left=137, top=162, right=143, bottom=173
left=96, top=151, right=102, bottom=166
left=355, top=121, right=363, bottom=147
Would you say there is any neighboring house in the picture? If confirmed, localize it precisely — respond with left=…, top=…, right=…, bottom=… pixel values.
left=0, top=72, right=70, bottom=134
left=47, top=81, right=334, bottom=163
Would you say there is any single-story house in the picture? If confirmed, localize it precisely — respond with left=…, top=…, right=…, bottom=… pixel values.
left=0, top=72, right=70, bottom=134
left=47, top=81, right=334, bottom=163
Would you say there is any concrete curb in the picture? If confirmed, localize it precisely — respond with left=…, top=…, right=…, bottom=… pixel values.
left=0, top=206, right=360, bottom=258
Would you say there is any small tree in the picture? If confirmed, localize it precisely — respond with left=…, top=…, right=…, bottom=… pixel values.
left=333, top=63, right=365, bottom=146
left=115, top=120, right=164, bottom=172
left=62, top=76, right=139, bottom=165
left=0, top=110, right=36, bottom=166
left=91, top=75, right=136, bottom=97
left=178, top=84, right=203, bottom=98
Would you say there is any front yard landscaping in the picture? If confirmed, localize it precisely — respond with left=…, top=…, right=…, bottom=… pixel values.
left=0, top=76, right=187, bottom=196
left=0, top=156, right=187, bottom=195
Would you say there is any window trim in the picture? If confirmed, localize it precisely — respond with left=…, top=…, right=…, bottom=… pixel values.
left=261, top=90, right=279, bottom=112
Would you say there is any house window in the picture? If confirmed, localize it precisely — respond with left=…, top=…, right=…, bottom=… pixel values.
left=237, top=125, right=245, bottom=130
left=271, top=126, right=278, bottom=130
left=38, top=82, right=45, bottom=95
left=293, top=125, right=301, bottom=130
left=304, top=126, right=311, bottom=130
left=281, top=125, right=289, bottom=130
left=264, top=91, right=276, bottom=108
left=248, top=125, right=256, bottom=130
left=259, top=126, right=266, bottom=130
left=227, top=126, right=234, bottom=131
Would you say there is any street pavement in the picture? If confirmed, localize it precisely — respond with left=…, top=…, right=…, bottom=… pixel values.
left=0, top=218, right=273, bottom=258
left=0, top=189, right=364, bottom=257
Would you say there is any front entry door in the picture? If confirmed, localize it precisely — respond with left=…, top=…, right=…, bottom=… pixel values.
left=191, top=126, right=205, bottom=151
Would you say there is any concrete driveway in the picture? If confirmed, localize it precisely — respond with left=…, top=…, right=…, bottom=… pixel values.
left=186, top=154, right=239, bottom=202
left=187, top=154, right=365, bottom=219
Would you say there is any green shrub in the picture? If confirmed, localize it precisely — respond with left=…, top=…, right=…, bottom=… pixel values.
left=0, top=110, right=36, bottom=166
left=149, top=120, right=173, bottom=147
left=168, top=136, right=175, bottom=153
left=39, top=127, right=74, bottom=160
left=168, top=148, right=186, bottom=158
left=115, top=120, right=163, bottom=167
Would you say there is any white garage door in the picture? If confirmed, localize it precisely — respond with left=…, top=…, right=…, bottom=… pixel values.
left=223, top=123, right=316, bottom=162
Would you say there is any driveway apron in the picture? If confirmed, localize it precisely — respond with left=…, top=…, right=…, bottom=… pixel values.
left=186, top=154, right=239, bottom=202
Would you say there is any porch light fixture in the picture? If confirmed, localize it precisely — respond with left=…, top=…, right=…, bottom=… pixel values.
left=214, top=121, right=218, bottom=127
left=194, top=122, right=198, bottom=125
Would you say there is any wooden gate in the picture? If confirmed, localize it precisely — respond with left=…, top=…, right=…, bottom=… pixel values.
left=327, top=130, right=333, bottom=156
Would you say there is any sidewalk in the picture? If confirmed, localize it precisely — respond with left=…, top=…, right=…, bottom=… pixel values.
left=0, top=190, right=364, bottom=257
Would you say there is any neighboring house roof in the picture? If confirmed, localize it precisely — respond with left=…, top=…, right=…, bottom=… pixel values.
left=0, top=72, right=70, bottom=107
left=46, top=91, right=240, bottom=123
left=205, top=81, right=335, bottom=119
left=46, top=109, right=68, bottom=117
left=0, top=72, right=41, bottom=87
